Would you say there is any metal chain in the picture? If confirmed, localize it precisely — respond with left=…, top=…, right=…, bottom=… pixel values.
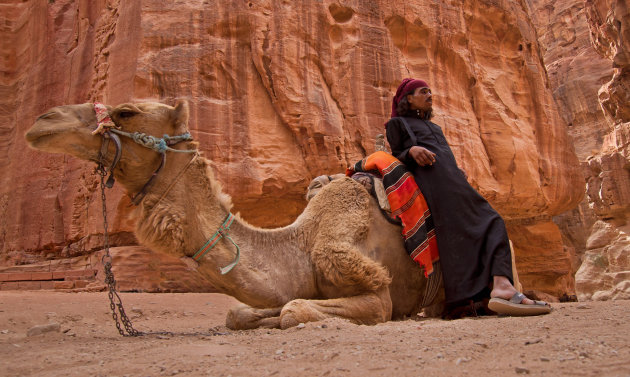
left=96, top=165, right=228, bottom=338
left=98, top=166, right=142, bottom=337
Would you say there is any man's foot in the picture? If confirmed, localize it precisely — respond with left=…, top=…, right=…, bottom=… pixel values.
left=489, top=276, right=551, bottom=316
left=490, top=275, right=533, bottom=304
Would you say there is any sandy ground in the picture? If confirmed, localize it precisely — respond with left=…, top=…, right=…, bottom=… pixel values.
left=0, top=292, right=628, bottom=377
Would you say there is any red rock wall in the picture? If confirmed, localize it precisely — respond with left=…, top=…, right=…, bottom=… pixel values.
left=577, top=0, right=630, bottom=301
left=0, top=0, right=583, bottom=296
left=528, top=0, right=630, bottom=301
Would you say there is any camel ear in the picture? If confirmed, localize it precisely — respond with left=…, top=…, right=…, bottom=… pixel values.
left=173, top=99, right=189, bottom=134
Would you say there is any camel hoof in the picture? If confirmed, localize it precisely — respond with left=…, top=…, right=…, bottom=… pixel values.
left=225, top=304, right=261, bottom=330
left=225, top=307, right=245, bottom=330
left=226, top=304, right=282, bottom=330
left=279, top=299, right=326, bottom=329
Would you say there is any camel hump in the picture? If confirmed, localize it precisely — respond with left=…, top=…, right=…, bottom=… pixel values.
left=304, top=177, right=392, bottom=291
left=306, top=177, right=371, bottom=221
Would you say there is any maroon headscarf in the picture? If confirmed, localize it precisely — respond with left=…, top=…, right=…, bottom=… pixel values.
left=390, top=78, right=430, bottom=118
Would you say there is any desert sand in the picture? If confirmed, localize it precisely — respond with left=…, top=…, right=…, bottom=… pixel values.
left=1, top=292, right=628, bottom=376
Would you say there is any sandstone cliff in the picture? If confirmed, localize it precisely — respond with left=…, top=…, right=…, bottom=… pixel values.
left=1, top=0, right=582, bottom=297
left=576, top=0, right=630, bottom=301
left=528, top=0, right=630, bottom=301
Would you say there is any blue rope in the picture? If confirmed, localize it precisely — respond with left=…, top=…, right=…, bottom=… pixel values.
left=110, top=129, right=196, bottom=154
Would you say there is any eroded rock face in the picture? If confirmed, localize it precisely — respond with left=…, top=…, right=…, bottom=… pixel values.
left=575, top=0, right=630, bottom=301
left=526, top=0, right=613, bottom=161
left=1, top=0, right=582, bottom=296
left=529, top=0, right=630, bottom=301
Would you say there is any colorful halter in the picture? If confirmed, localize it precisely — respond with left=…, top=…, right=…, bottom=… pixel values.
left=92, top=103, right=196, bottom=204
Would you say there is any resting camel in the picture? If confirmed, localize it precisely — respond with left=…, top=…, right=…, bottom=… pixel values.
left=26, top=100, right=444, bottom=329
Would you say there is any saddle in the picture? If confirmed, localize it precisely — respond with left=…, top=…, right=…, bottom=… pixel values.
left=349, top=172, right=400, bottom=225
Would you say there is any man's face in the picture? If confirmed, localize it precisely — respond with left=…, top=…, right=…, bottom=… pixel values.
left=407, top=87, right=432, bottom=112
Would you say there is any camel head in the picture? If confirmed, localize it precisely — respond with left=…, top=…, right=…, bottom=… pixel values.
left=26, top=100, right=192, bottom=193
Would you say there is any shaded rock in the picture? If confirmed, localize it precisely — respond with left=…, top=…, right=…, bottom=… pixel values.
left=27, top=323, right=61, bottom=337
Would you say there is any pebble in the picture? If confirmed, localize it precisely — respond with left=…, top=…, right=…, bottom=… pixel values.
left=455, top=357, right=471, bottom=365
left=525, top=339, right=542, bottom=345
left=297, top=323, right=305, bottom=329
left=27, top=323, right=61, bottom=337
left=576, top=304, right=591, bottom=309
left=131, top=308, right=143, bottom=317
left=540, top=357, right=550, bottom=362
left=0, top=329, right=8, bottom=334
left=515, top=367, right=530, bottom=374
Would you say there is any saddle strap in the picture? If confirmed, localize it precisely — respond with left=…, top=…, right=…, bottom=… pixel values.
left=421, top=261, right=442, bottom=308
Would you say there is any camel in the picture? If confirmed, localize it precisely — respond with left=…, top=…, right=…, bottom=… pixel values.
left=25, top=100, right=444, bottom=330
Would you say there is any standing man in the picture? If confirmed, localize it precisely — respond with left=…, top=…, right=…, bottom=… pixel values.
left=386, top=78, right=551, bottom=317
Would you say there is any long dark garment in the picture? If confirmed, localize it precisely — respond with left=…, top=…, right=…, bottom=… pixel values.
left=386, top=114, right=513, bottom=304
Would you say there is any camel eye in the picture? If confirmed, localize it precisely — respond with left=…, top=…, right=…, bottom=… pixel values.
left=118, top=111, right=136, bottom=119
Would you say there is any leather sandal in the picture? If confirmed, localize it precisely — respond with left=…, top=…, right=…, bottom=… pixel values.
left=488, top=292, right=552, bottom=316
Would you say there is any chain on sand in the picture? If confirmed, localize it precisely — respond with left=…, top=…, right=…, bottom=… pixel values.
left=98, top=167, right=142, bottom=337
left=97, top=166, right=227, bottom=338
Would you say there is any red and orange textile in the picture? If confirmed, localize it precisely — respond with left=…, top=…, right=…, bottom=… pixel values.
left=346, top=151, right=439, bottom=277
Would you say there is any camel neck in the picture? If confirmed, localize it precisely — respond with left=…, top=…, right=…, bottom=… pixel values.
left=131, top=155, right=316, bottom=308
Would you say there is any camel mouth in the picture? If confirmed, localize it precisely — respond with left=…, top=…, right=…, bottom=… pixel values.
left=25, top=128, right=55, bottom=144
left=25, top=122, right=77, bottom=150
left=25, top=127, right=59, bottom=150
left=25, top=119, right=97, bottom=154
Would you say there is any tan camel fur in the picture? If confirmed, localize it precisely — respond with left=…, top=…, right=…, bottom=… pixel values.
left=307, top=175, right=523, bottom=293
left=26, top=100, right=443, bottom=329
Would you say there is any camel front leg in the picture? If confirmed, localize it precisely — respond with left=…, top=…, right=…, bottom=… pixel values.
left=279, top=287, right=392, bottom=329
left=226, top=304, right=283, bottom=330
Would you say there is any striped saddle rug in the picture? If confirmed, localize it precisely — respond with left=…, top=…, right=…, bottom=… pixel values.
left=347, top=151, right=440, bottom=277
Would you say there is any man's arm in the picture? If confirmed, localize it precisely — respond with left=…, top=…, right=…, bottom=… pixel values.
left=386, top=119, right=435, bottom=167
left=385, top=118, right=413, bottom=163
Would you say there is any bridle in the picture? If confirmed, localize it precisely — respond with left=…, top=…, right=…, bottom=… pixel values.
left=93, top=102, right=197, bottom=204
left=92, top=102, right=197, bottom=337
left=91, top=103, right=239, bottom=337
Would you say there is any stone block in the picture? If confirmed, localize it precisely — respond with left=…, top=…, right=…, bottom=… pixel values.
left=53, top=281, right=74, bottom=290
left=6, top=273, right=31, bottom=281
left=30, top=272, right=53, bottom=281
left=18, top=281, right=41, bottom=290
left=73, top=280, right=89, bottom=289
left=40, top=281, right=55, bottom=290
left=1, top=282, right=19, bottom=290
left=52, top=271, right=67, bottom=279
left=64, top=270, right=97, bottom=278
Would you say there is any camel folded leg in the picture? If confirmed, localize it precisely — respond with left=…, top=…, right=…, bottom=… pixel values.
left=226, top=304, right=283, bottom=330
left=279, top=287, right=392, bottom=329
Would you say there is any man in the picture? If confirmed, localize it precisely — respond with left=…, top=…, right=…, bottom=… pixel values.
left=386, top=78, right=551, bottom=316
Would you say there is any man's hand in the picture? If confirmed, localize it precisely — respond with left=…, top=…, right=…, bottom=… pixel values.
left=409, top=146, right=436, bottom=166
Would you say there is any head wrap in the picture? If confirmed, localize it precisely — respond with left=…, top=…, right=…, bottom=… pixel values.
left=391, top=78, right=430, bottom=118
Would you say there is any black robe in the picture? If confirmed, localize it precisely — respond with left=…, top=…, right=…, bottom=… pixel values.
left=386, top=114, right=513, bottom=304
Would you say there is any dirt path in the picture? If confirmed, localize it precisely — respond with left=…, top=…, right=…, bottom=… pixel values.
left=0, top=292, right=628, bottom=376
